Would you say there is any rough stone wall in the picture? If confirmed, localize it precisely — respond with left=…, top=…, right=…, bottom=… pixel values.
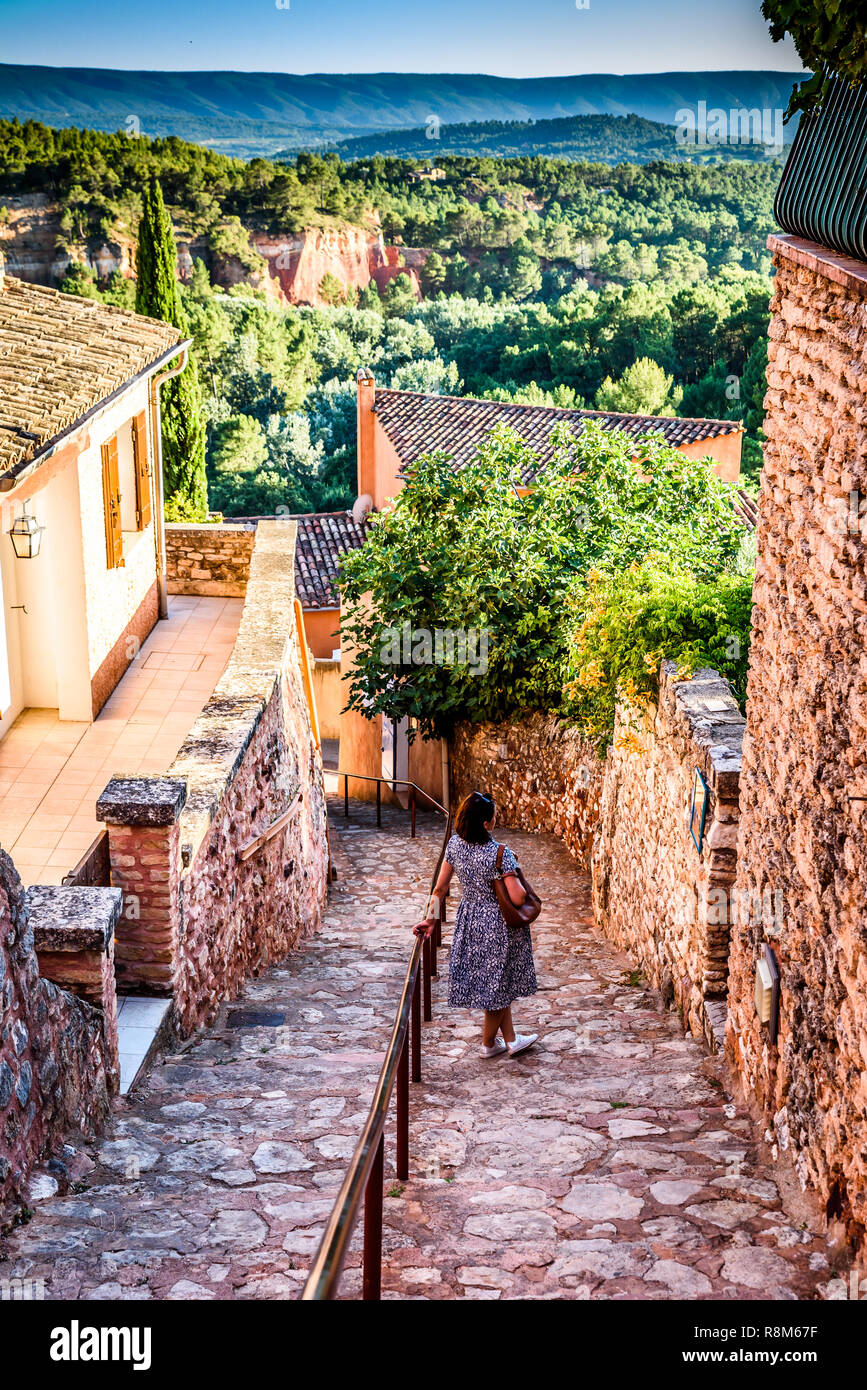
left=165, top=522, right=256, bottom=598
left=0, top=853, right=111, bottom=1214
left=450, top=714, right=604, bottom=871
left=99, top=522, right=329, bottom=1036
left=727, top=236, right=867, bottom=1247
left=592, top=666, right=744, bottom=1049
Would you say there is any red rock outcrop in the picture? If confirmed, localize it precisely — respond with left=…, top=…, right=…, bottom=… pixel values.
left=253, top=227, right=426, bottom=306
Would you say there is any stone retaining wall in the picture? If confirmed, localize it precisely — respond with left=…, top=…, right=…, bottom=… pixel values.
left=450, top=714, right=604, bottom=870
left=99, top=522, right=329, bottom=1035
left=727, top=235, right=867, bottom=1250
left=0, top=855, right=114, bottom=1215
left=165, top=522, right=256, bottom=597
left=592, top=665, right=744, bottom=1049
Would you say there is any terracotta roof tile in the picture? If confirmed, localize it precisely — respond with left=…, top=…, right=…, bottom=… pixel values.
left=293, top=510, right=372, bottom=609
left=374, top=388, right=743, bottom=485
left=0, top=275, right=182, bottom=476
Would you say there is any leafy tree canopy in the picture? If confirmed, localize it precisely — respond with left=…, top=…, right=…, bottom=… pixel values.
left=338, top=423, right=748, bottom=742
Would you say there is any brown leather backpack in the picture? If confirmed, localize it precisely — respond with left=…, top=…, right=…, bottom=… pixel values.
left=492, top=843, right=542, bottom=928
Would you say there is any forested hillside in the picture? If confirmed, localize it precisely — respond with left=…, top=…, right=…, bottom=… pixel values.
left=323, top=112, right=790, bottom=164
left=0, top=65, right=804, bottom=155
left=0, top=119, right=777, bottom=513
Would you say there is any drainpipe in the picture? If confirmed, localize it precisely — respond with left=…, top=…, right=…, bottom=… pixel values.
left=149, top=344, right=190, bottom=620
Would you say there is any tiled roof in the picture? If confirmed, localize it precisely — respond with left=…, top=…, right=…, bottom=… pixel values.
left=374, top=388, right=743, bottom=484
left=0, top=275, right=183, bottom=477
left=293, top=510, right=372, bottom=609
left=733, top=490, right=758, bottom=529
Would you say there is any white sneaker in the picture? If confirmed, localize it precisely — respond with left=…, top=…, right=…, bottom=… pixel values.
left=507, top=1033, right=538, bottom=1057
left=481, top=1038, right=507, bottom=1059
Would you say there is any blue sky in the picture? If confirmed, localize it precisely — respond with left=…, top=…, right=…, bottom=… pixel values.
left=0, top=0, right=800, bottom=75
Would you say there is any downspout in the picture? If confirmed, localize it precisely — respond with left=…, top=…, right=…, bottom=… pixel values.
left=149, top=344, right=190, bottom=620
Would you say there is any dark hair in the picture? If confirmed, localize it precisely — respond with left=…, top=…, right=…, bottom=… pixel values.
left=454, top=791, right=495, bottom=844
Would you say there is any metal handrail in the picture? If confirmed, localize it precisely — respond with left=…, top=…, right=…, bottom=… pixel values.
left=301, top=798, right=452, bottom=1301
left=338, top=770, right=448, bottom=833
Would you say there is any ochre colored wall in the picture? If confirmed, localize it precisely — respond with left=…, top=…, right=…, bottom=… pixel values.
left=302, top=608, right=341, bottom=660
left=312, top=658, right=343, bottom=742
left=677, top=432, right=743, bottom=483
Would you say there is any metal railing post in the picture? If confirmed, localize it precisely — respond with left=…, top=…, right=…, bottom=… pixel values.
left=343, top=774, right=349, bottom=819
left=396, top=1032, right=409, bottom=1181
left=422, top=935, right=432, bottom=1022
left=376, top=779, right=381, bottom=827
left=362, top=1133, right=385, bottom=1301
left=410, top=784, right=416, bottom=838
left=430, top=909, right=438, bottom=978
left=411, top=973, right=421, bottom=1083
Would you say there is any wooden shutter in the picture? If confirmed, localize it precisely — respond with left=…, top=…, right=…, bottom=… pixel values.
left=131, top=411, right=152, bottom=530
left=101, top=437, right=124, bottom=569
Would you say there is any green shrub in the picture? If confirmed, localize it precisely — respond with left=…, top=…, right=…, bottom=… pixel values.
left=562, top=555, right=754, bottom=747
left=339, top=421, right=750, bottom=740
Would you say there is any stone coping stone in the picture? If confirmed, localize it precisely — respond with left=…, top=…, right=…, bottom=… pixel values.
left=165, top=520, right=257, bottom=535
left=661, top=663, right=744, bottom=800
left=169, top=520, right=301, bottom=857
left=97, top=776, right=188, bottom=827
left=768, top=233, right=867, bottom=297
left=28, top=885, right=123, bottom=953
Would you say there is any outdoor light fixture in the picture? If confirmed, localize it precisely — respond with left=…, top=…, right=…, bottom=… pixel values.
left=8, top=500, right=45, bottom=559
left=755, top=944, right=781, bottom=1044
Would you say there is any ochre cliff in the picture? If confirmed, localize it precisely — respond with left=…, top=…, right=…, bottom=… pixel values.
left=0, top=195, right=428, bottom=307
left=252, top=226, right=427, bottom=305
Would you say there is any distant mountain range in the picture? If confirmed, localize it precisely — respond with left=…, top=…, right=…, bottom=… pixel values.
left=317, top=112, right=791, bottom=165
left=0, top=65, right=804, bottom=158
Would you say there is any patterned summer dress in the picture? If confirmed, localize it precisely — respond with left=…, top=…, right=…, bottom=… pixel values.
left=445, top=834, right=538, bottom=1011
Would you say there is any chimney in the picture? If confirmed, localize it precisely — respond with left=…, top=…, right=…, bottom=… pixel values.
left=356, top=367, right=376, bottom=504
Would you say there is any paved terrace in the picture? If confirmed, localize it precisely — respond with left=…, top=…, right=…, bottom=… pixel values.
left=0, top=597, right=242, bottom=885
left=0, top=803, right=835, bottom=1300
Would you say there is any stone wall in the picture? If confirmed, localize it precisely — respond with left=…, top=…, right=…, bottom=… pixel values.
left=165, top=522, right=256, bottom=598
left=99, top=521, right=329, bottom=1035
left=592, top=666, right=745, bottom=1049
left=726, top=235, right=867, bottom=1250
left=0, top=854, right=114, bottom=1215
left=450, top=714, right=604, bottom=870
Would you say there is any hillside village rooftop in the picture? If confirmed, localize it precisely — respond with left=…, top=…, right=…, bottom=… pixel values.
left=371, top=386, right=745, bottom=483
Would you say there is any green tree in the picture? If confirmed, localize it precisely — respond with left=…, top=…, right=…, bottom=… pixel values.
left=763, top=1, right=867, bottom=113
left=595, top=357, right=683, bottom=416
left=421, top=250, right=447, bottom=295
left=136, top=177, right=208, bottom=521
left=339, top=422, right=746, bottom=740
left=319, top=272, right=346, bottom=306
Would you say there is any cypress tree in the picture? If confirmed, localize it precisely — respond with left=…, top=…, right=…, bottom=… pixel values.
left=136, top=178, right=208, bottom=521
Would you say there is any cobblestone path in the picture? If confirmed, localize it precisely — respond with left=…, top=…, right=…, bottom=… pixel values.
left=1, top=804, right=835, bottom=1300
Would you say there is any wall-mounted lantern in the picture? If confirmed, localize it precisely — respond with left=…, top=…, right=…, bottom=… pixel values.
left=8, top=500, right=45, bottom=559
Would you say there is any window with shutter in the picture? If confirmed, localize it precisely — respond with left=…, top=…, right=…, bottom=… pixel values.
left=101, top=437, right=125, bottom=569
left=131, top=411, right=152, bottom=530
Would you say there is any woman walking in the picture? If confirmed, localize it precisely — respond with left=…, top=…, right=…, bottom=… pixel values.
left=415, top=791, right=539, bottom=1058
